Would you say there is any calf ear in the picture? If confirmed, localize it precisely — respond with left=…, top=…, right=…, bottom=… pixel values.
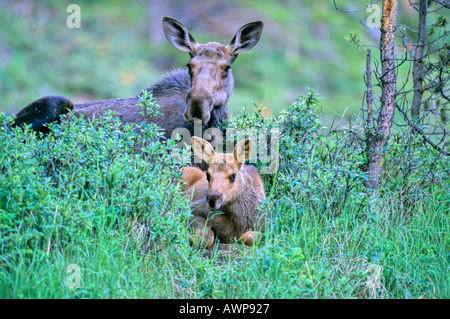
left=228, top=21, right=264, bottom=58
left=192, top=137, right=216, bottom=165
left=234, top=139, right=253, bottom=169
left=162, top=16, right=198, bottom=56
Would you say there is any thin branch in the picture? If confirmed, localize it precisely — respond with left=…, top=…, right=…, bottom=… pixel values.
left=395, top=103, right=450, bottom=156
left=411, top=0, right=428, bottom=120
left=365, top=49, right=375, bottom=130
left=430, top=0, right=450, bottom=9
left=334, top=0, right=382, bottom=12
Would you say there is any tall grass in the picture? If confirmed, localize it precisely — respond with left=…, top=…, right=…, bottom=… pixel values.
left=1, top=91, right=448, bottom=298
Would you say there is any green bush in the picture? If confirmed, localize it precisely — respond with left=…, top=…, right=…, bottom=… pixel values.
left=0, top=90, right=448, bottom=298
left=0, top=109, right=191, bottom=260
left=228, top=90, right=367, bottom=222
left=225, top=90, right=449, bottom=298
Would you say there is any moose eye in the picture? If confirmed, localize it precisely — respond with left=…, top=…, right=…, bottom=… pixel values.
left=229, top=173, right=236, bottom=182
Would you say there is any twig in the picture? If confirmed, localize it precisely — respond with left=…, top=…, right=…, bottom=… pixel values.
left=430, top=0, right=450, bottom=9
left=365, top=49, right=375, bottom=131
left=334, top=0, right=382, bottom=12
left=395, top=103, right=450, bottom=156
left=411, top=0, right=427, bottom=120
left=47, top=205, right=58, bottom=256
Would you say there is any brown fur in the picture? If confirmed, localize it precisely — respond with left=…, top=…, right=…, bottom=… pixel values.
left=182, top=137, right=268, bottom=247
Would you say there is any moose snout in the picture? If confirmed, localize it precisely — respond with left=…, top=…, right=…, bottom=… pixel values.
left=184, top=91, right=213, bottom=124
left=206, top=192, right=223, bottom=210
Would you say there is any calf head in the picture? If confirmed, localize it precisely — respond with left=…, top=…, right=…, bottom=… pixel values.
left=192, top=136, right=253, bottom=210
left=162, top=16, right=264, bottom=124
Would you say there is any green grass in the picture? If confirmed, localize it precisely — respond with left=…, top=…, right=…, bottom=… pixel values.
left=1, top=91, right=448, bottom=299
left=3, top=189, right=447, bottom=298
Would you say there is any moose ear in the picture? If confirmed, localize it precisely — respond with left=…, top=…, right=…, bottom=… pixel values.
left=162, top=16, right=198, bottom=56
left=234, top=139, right=253, bottom=169
left=228, top=21, right=264, bottom=57
left=192, top=137, right=216, bottom=165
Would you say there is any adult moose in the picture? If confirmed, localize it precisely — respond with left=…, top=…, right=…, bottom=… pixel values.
left=13, top=17, right=264, bottom=139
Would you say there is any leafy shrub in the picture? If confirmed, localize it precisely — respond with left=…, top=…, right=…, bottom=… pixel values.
left=228, top=89, right=367, bottom=225
left=0, top=108, right=191, bottom=260
left=1, top=89, right=448, bottom=298
left=380, top=129, right=450, bottom=209
left=225, top=90, right=449, bottom=298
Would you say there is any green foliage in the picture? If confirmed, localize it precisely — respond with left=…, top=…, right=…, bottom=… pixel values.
left=1, top=0, right=449, bottom=299
left=224, top=90, right=449, bottom=298
left=138, top=89, right=162, bottom=120
left=228, top=89, right=367, bottom=221
left=1, top=91, right=449, bottom=298
left=0, top=111, right=191, bottom=274
left=345, top=31, right=364, bottom=49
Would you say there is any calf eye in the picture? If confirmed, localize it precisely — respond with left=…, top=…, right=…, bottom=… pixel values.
left=186, top=63, right=193, bottom=76
left=230, top=174, right=236, bottom=182
left=222, top=65, right=231, bottom=76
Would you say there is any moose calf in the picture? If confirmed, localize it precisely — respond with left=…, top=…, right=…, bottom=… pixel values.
left=181, top=137, right=267, bottom=247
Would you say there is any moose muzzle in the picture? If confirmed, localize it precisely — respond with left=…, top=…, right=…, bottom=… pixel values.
left=184, top=89, right=213, bottom=124
left=206, top=192, right=223, bottom=210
